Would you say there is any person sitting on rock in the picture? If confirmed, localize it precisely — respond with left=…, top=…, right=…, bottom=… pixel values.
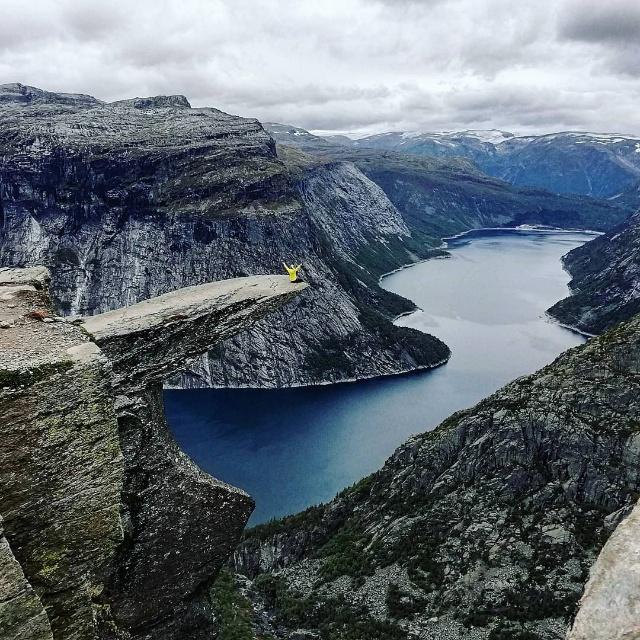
left=283, top=262, right=303, bottom=283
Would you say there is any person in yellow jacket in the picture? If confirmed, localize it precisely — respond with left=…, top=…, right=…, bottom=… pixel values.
left=283, top=262, right=303, bottom=282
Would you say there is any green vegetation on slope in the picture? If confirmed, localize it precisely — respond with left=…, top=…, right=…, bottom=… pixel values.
left=253, top=574, right=406, bottom=640
left=210, top=570, right=255, bottom=640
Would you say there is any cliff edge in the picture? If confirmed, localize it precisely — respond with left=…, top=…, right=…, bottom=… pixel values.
left=0, top=266, right=306, bottom=639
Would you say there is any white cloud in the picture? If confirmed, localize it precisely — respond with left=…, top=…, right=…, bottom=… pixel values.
left=1, top=0, right=639, bottom=135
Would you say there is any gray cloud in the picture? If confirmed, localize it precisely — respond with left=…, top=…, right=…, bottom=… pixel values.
left=1, top=0, right=639, bottom=135
left=557, top=0, right=640, bottom=79
left=558, top=0, right=640, bottom=43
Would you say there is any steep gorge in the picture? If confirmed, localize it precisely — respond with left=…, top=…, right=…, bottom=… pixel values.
left=232, top=312, right=640, bottom=640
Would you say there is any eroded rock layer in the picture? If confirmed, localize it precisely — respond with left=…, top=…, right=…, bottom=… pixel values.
left=0, top=267, right=305, bottom=640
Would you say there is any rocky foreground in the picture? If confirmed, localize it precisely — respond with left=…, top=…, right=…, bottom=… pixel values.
left=230, top=313, right=640, bottom=640
left=0, top=266, right=304, bottom=640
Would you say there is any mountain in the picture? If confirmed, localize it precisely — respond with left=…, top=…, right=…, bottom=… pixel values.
left=609, top=179, right=640, bottom=211
left=548, top=212, right=640, bottom=334
left=287, top=124, right=640, bottom=199
left=0, top=84, right=449, bottom=388
left=266, top=124, right=630, bottom=241
left=2, top=86, right=628, bottom=390
left=232, top=312, right=640, bottom=640
left=486, top=132, right=640, bottom=198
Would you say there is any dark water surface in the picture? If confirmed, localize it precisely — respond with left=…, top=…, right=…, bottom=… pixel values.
left=165, top=230, right=592, bottom=523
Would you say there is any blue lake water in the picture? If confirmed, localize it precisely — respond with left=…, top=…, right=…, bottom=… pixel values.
left=165, top=229, right=592, bottom=524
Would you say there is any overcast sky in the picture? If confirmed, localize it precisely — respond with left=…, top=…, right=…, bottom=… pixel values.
left=2, top=0, right=640, bottom=136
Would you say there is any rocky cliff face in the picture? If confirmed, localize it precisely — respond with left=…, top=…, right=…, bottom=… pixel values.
left=568, top=498, right=640, bottom=640
left=0, top=266, right=305, bottom=640
left=548, top=212, right=640, bottom=334
left=0, top=266, right=124, bottom=640
left=178, top=158, right=450, bottom=388
left=232, top=314, right=640, bottom=639
left=0, top=515, right=52, bottom=640
left=0, top=83, right=448, bottom=388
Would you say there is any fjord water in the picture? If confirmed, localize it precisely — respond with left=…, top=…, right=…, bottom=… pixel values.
left=165, top=230, right=591, bottom=524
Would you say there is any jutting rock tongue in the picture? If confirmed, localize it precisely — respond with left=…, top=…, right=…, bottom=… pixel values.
left=0, top=267, right=307, bottom=640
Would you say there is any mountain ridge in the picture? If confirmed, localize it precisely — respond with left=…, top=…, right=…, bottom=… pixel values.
left=268, top=122, right=640, bottom=199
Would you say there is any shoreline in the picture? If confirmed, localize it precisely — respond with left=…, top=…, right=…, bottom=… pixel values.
left=544, top=311, right=597, bottom=338
left=439, top=224, right=601, bottom=248
left=166, top=355, right=450, bottom=392
left=377, top=253, right=449, bottom=286
left=378, top=225, right=600, bottom=288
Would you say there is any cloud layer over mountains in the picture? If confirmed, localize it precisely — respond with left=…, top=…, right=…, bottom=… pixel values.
left=2, top=0, right=639, bottom=135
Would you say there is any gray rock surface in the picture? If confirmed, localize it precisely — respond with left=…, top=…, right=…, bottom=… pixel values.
left=0, top=267, right=305, bottom=640
left=0, top=516, right=53, bottom=640
left=0, top=267, right=123, bottom=640
left=82, top=275, right=307, bottom=385
left=569, top=500, right=640, bottom=640
left=235, top=314, right=640, bottom=639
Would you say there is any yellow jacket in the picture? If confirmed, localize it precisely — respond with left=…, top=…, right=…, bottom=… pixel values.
left=283, top=262, right=302, bottom=282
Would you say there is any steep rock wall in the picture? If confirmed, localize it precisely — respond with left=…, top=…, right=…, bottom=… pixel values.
left=0, top=268, right=305, bottom=640
left=568, top=499, right=640, bottom=640
left=549, top=212, right=640, bottom=334
left=0, top=516, right=53, bottom=640
left=0, top=267, right=123, bottom=640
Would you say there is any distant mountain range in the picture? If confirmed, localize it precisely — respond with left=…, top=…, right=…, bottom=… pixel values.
left=266, top=123, right=631, bottom=241
left=268, top=123, right=640, bottom=199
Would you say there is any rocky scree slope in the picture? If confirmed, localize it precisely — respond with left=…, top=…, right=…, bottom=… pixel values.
left=267, top=124, right=629, bottom=240
left=549, top=211, right=640, bottom=335
left=308, top=126, right=640, bottom=199
left=0, top=83, right=448, bottom=388
left=0, top=266, right=305, bottom=640
left=232, top=315, right=640, bottom=640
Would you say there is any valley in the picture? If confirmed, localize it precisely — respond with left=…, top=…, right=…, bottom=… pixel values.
left=166, top=229, right=590, bottom=524
left=1, top=82, right=640, bottom=640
